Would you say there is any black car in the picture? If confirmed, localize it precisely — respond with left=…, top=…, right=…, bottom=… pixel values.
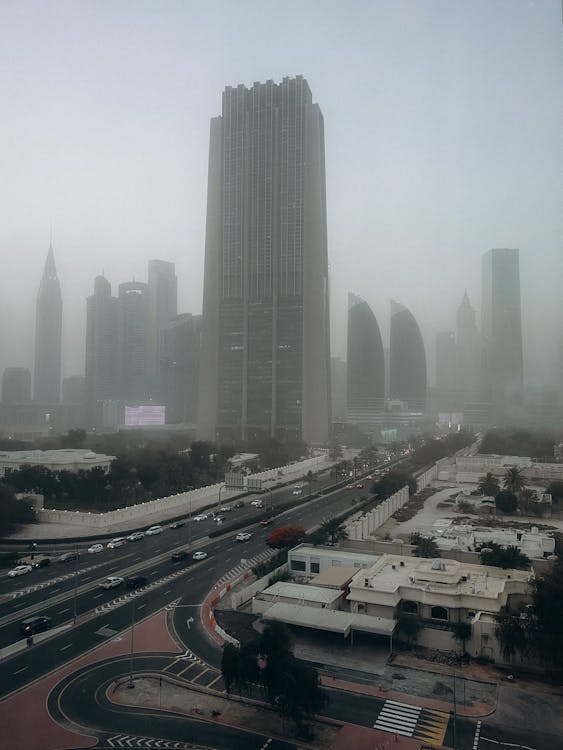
left=169, top=520, right=186, bottom=529
left=125, top=575, right=148, bottom=589
left=20, top=615, right=53, bottom=636
left=170, top=549, right=190, bottom=561
left=58, top=552, right=80, bottom=563
left=32, top=556, right=51, bottom=568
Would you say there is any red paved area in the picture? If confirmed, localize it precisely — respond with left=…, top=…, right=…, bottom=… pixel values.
left=329, top=723, right=441, bottom=750
left=0, top=610, right=181, bottom=750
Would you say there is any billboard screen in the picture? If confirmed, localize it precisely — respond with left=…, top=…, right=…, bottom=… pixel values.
left=124, top=405, right=166, bottom=426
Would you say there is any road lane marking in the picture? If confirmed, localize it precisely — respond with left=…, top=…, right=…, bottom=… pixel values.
left=206, top=673, right=223, bottom=688
left=14, top=666, right=28, bottom=674
left=177, top=662, right=198, bottom=677
left=93, top=593, right=103, bottom=599
left=137, top=603, right=146, bottom=610
left=191, top=667, right=209, bottom=682
left=60, top=643, right=73, bottom=651
left=473, top=720, right=482, bottom=749
left=57, top=608, right=71, bottom=614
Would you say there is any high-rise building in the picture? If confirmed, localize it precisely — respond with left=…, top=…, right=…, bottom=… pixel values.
left=330, top=357, right=347, bottom=422
left=456, top=292, right=480, bottom=402
left=117, top=281, right=149, bottom=402
left=481, top=249, right=523, bottom=413
left=389, top=301, right=427, bottom=412
left=435, top=331, right=457, bottom=392
left=347, top=293, right=385, bottom=425
left=62, top=375, right=85, bottom=405
left=158, top=314, right=201, bottom=423
left=198, top=76, right=331, bottom=443
left=85, top=275, right=119, bottom=423
left=1, top=368, right=32, bottom=404
left=34, top=245, right=62, bottom=403
left=147, top=260, right=177, bottom=388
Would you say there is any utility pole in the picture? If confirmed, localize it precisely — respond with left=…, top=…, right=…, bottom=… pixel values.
left=452, top=668, right=457, bottom=749
left=72, top=547, right=79, bottom=625
left=128, top=601, right=136, bottom=689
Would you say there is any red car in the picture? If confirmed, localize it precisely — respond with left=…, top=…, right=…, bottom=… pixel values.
left=260, top=519, right=271, bottom=526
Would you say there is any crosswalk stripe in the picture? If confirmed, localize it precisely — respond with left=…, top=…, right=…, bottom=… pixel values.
left=206, top=673, right=223, bottom=688
left=177, top=661, right=198, bottom=677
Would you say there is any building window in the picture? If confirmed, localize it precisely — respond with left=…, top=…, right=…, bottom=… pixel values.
left=310, top=562, right=320, bottom=574
left=290, top=559, right=306, bottom=572
left=431, top=606, right=448, bottom=621
left=401, top=600, right=418, bottom=615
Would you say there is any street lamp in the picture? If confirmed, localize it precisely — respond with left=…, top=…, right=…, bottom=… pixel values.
left=128, top=600, right=136, bottom=689
left=72, top=546, right=79, bottom=625
left=218, top=482, right=226, bottom=506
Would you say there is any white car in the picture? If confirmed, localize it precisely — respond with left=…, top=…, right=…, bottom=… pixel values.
left=235, top=532, right=252, bottom=542
left=107, top=537, right=127, bottom=549
left=250, top=499, right=262, bottom=506
left=193, top=514, right=208, bottom=522
left=99, top=576, right=124, bottom=590
left=8, top=564, right=33, bottom=577
left=220, top=505, right=233, bottom=512
left=192, top=551, right=208, bottom=561
left=292, top=488, right=302, bottom=496
left=88, top=543, right=104, bottom=554
left=213, top=516, right=225, bottom=524
left=127, top=531, right=145, bottom=542
left=145, top=525, right=163, bottom=536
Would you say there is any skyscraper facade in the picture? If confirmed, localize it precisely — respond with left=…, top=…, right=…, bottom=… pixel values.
left=347, top=293, right=385, bottom=425
left=456, top=292, right=480, bottom=403
left=435, top=331, right=457, bottom=392
left=147, top=259, right=177, bottom=388
left=158, top=313, right=201, bottom=423
left=389, top=301, right=427, bottom=412
left=198, top=76, right=331, bottom=443
left=34, top=245, right=62, bottom=403
left=481, top=249, right=523, bottom=413
left=85, top=275, right=119, bottom=422
left=1, top=368, right=31, bottom=404
left=117, top=281, right=149, bottom=402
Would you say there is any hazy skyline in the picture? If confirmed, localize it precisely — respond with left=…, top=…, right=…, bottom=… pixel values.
left=1, top=0, right=561, bottom=389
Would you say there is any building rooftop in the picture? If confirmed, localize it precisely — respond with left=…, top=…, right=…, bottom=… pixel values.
left=263, top=602, right=396, bottom=636
left=261, top=581, right=342, bottom=605
left=0, top=449, right=115, bottom=465
left=310, top=566, right=359, bottom=588
left=289, top=544, right=380, bottom=566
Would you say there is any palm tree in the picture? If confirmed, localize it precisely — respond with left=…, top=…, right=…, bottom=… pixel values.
left=503, top=466, right=526, bottom=495
left=410, top=532, right=440, bottom=558
left=477, top=472, right=500, bottom=498
left=322, top=517, right=348, bottom=545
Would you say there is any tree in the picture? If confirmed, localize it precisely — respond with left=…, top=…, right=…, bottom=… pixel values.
left=267, top=525, right=306, bottom=549
left=519, top=488, right=543, bottom=517
left=410, top=532, right=440, bottom=558
left=372, top=470, right=416, bottom=501
left=0, top=483, right=35, bottom=536
left=451, top=621, right=472, bottom=655
left=503, top=466, right=526, bottom=495
left=495, top=491, right=518, bottom=514
left=479, top=542, right=530, bottom=570
left=318, top=517, right=348, bottom=545
left=259, top=621, right=293, bottom=662
left=396, top=614, right=420, bottom=647
left=477, top=472, right=500, bottom=498
left=546, top=481, right=563, bottom=504
left=495, top=610, right=528, bottom=663
left=527, top=561, right=563, bottom=675
left=221, top=643, right=240, bottom=693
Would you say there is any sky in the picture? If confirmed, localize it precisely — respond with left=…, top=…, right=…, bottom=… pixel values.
left=0, top=0, right=561, bottom=388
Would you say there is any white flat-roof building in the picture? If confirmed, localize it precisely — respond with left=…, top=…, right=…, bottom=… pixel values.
left=0, top=449, right=116, bottom=476
left=288, top=544, right=380, bottom=578
left=432, top=524, right=555, bottom=559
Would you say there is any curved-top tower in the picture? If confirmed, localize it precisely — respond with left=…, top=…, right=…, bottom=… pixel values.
left=347, top=293, right=384, bottom=423
left=389, top=300, right=427, bottom=412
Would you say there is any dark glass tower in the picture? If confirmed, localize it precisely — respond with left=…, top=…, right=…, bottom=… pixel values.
left=198, top=76, right=331, bottom=443
left=147, top=259, right=177, bottom=388
left=85, top=275, right=119, bottom=422
left=1, top=368, right=31, bottom=404
left=117, top=281, right=149, bottom=401
left=481, top=248, right=523, bottom=413
left=389, top=301, right=427, bottom=412
left=34, top=245, right=62, bottom=403
left=347, top=293, right=385, bottom=424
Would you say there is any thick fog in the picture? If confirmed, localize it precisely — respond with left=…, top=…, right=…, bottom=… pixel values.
left=0, top=0, right=561, bottom=388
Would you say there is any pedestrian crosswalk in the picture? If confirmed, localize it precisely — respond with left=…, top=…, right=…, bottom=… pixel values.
left=216, top=549, right=274, bottom=586
left=163, top=652, right=225, bottom=691
left=374, top=699, right=450, bottom=745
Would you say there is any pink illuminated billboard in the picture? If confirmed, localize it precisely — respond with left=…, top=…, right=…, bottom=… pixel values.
left=124, top=405, right=166, bottom=426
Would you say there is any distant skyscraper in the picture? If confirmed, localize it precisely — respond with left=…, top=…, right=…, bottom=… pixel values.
left=330, top=357, right=347, bottom=421
left=456, top=292, right=480, bottom=402
left=347, top=294, right=385, bottom=425
left=158, top=314, right=201, bottom=423
left=435, top=331, right=457, bottom=392
left=147, top=260, right=177, bottom=388
left=481, top=249, right=523, bottom=412
left=198, top=76, right=331, bottom=443
left=389, top=301, right=427, bottom=412
left=85, top=275, right=119, bottom=422
left=62, top=375, right=85, bottom=405
left=117, top=281, right=149, bottom=402
left=1, top=368, right=31, bottom=404
left=34, top=245, right=62, bottom=403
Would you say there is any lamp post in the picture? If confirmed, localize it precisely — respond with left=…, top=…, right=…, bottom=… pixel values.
left=187, top=493, right=193, bottom=548
left=128, top=600, right=136, bottom=689
left=72, top=546, right=79, bottom=625
left=218, top=482, right=225, bottom=507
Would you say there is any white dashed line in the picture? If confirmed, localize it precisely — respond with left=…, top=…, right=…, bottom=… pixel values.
left=13, top=666, right=28, bottom=674
left=57, top=608, right=71, bottom=614
left=60, top=643, right=73, bottom=651
left=473, top=720, right=482, bottom=749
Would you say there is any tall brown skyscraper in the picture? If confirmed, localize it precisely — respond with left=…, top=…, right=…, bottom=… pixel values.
left=198, top=76, right=331, bottom=443
left=34, top=245, right=62, bottom=403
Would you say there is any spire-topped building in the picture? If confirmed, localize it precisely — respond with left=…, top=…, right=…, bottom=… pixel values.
left=34, top=244, right=63, bottom=403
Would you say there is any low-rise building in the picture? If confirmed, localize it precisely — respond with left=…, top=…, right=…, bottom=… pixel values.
left=287, top=544, right=380, bottom=578
left=0, top=449, right=115, bottom=477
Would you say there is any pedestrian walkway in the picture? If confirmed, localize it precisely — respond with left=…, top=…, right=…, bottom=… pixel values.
left=373, top=699, right=450, bottom=745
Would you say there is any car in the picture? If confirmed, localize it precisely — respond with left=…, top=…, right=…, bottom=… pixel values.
left=259, top=519, right=271, bottom=526
left=127, top=531, right=145, bottom=542
left=107, top=537, right=127, bottom=549
left=20, top=616, right=52, bottom=636
left=213, top=516, right=225, bottom=524
left=99, top=576, right=124, bottom=590
left=192, top=551, right=208, bottom=561
left=87, top=543, right=104, bottom=554
left=355, top=483, right=364, bottom=489
left=58, top=551, right=80, bottom=563
left=292, top=488, right=302, bottom=496
left=250, top=499, right=262, bottom=506
left=8, top=564, right=33, bottom=578
left=193, top=514, right=208, bottom=522
left=233, top=501, right=244, bottom=509
left=125, top=575, right=148, bottom=589
left=171, top=549, right=190, bottom=561
left=145, top=525, right=163, bottom=536
left=169, top=520, right=186, bottom=529
left=235, top=532, right=252, bottom=542
left=220, top=505, right=233, bottom=512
